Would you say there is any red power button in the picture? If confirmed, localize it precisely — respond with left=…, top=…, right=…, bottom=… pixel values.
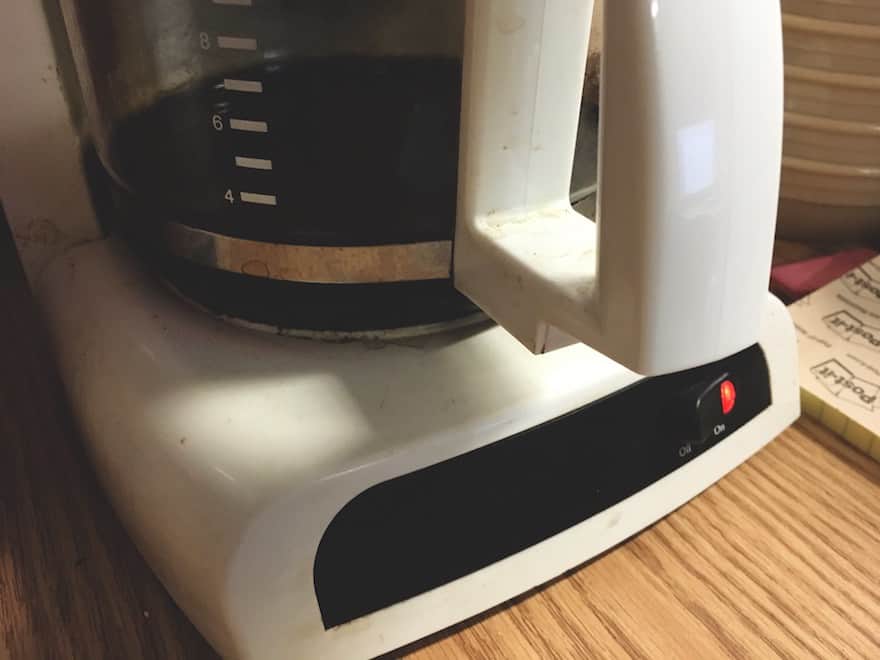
left=720, top=380, right=737, bottom=415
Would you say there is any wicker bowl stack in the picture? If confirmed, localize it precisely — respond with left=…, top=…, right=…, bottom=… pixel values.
left=780, top=0, right=880, bottom=240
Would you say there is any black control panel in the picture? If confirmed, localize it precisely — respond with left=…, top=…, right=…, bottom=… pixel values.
left=314, top=345, right=771, bottom=629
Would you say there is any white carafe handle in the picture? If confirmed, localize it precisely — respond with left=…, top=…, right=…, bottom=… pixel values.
left=455, top=0, right=784, bottom=375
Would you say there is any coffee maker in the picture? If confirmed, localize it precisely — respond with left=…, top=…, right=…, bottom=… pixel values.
left=1, top=1, right=799, bottom=658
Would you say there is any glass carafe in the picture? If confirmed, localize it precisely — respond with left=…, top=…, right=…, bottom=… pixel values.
left=61, top=0, right=786, bottom=376
left=63, top=0, right=486, bottom=334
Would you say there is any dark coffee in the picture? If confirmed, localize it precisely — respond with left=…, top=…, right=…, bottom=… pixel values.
left=107, top=56, right=463, bottom=247
left=102, top=56, right=477, bottom=332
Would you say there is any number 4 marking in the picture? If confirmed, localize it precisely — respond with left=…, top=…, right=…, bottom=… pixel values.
left=225, top=189, right=235, bottom=204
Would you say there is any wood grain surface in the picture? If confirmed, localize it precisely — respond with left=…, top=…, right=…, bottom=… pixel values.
left=404, top=418, right=880, bottom=660
left=1, top=224, right=879, bottom=659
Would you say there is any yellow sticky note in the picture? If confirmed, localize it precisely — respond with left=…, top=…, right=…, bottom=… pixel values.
left=790, top=254, right=880, bottom=464
left=844, top=422, right=874, bottom=454
left=819, top=405, right=849, bottom=436
left=870, top=435, right=880, bottom=462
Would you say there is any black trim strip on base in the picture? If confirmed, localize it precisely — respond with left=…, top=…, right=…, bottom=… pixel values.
left=314, top=345, right=771, bottom=628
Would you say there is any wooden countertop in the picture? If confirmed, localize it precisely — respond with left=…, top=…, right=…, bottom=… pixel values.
left=2, top=233, right=878, bottom=659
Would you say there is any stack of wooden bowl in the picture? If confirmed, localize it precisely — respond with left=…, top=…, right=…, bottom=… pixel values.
left=780, top=0, right=880, bottom=240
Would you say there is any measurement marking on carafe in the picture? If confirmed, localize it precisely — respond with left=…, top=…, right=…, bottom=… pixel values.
left=241, top=192, right=277, bottom=206
left=230, top=119, right=268, bottom=133
left=212, top=0, right=252, bottom=5
left=235, top=156, right=273, bottom=171
left=217, top=36, right=258, bottom=51
left=223, top=79, right=263, bottom=93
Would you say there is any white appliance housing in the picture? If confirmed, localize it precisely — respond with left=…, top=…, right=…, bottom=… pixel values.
left=38, top=241, right=799, bottom=660
left=455, top=1, right=783, bottom=374
left=1, top=1, right=799, bottom=659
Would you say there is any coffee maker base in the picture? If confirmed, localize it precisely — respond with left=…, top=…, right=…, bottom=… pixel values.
left=36, top=239, right=799, bottom=660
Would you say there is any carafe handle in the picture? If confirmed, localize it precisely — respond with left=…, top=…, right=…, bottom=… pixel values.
left=455, top=0, right=783, bottom=375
